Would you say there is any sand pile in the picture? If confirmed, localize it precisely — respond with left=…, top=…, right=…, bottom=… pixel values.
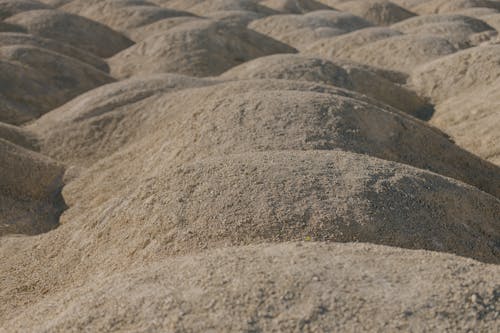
left=29, top=80, right=500, bottom=197
left=0, top=21, right=24, bottom=33
left=334, top=0, right=417, bottom=25
left=262, top=0, right=334, bottom=14
left=391, top=14, right=497, bottom=48
left=60, top=0, right=195, bottom=35
left=154, top=0, right=278, bottom=16
left=0, top=121, right=38, bottom=150
left=0, top=45, right=113, bottom=125
left=309, top=32, right=457, bottom=72
left=29, top=74, right=217, bottom=166
left=249, top=10, right=373, bottom=48
left=429, top=77, right=500, bottom=166
left=109, top=20, right=296, bottom=78
left=482, top=12, right=500, bottom=30
left=56, top=149, right=500, bottom=262
left=303, top=25, right=403, bottom=57
left=0, top=32, right=109, bottom=71
left=2, top=242, right=500, bottom=332
left=411, top=44, right=500, bottom=103
left=1, top=1, right=500, bottom=331
left=220, top=54, right=432, bottom=117
left=411, top=0, right=500, bottom=15
left=0, top=138, right=65, bottom=236
left=6, top=9, right=133, bottom=57
left=0, top=0, right=49, bottom=19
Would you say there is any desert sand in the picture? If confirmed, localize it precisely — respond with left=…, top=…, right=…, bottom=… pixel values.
left=1, top=0, right=499, bottom=332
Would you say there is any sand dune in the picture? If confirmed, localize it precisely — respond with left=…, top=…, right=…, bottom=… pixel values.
left=1, top=1, right=499, bottom=331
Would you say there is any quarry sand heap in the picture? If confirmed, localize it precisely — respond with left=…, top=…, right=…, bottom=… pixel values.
left=1, top=1, right=500, bottom=332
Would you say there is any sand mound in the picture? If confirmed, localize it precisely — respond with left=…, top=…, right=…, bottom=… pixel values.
left=27, top=79, right=394, bottom=166
left=1, top=149, right=498, bottom=321
left=248, top=10, right=373, bottom=48
left=61, top=0, right=195, bottom=34
left=0, top=122, right=38, bottom=150
left=3, top=241, right=500, bottom=332
left=220, top=54, right=431, bottom=118
left=335, top=0, right=416, bottom=25
left=0, top=0, right=48, bottom=20
left=303, top=26, right=403, bottom=59
left=38, top=0, right=70, bottom=6
left=5, top=9, right=133, bottom=57
left=62, top=150, right=500, bottom=261
left=481, top=12, right=500, bottom=30
left=430, top=78, right=500, bottom=165
left=410, top=44, right=500, bottom=103
left=0, top=45, right=113, bottom=125
left=391, top=14, right=496, bottom=48
left=261, top=0, right=334, bottom=14
left=338, top=61, right=434, bottom=118
left=32, top=82, right=500, bottom=197
left=455, top=7, right=500, bottom=17
left=2, top=2, right=500, bottom=331
left=206, top=10, right=266, bottom=27
left=221, top=54, right=354, bottom=88
left=156, top=0, right=278, bottom=15
left=0, top=32, right=109, bottom=71
left=126, top=16, right=201, bottom=41
left=29, top=74, right=217, bottom=166
left=0, top=21, right=24, bottom=33
left=325, top=33, right=457, bottom=72
left=0, top=138, right=65, bottom=236
left=109, top=20, right=296, bottom=78
left=392, top=13, right=495, bottom=31
left=413, top=0, right=500, bottom=15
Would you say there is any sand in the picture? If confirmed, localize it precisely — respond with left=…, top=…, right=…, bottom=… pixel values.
left=1, top=1, right=499, bottom=331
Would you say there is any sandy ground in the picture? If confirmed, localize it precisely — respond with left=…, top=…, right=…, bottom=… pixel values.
left=1, top=0, right=499, bottom=332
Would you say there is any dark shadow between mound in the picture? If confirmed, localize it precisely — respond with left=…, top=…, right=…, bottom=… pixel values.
left=43, top=183, right=68, bottom=234
left=414, top=103, right=435, bottom=121
left=0, top=175, right=68, bottom=238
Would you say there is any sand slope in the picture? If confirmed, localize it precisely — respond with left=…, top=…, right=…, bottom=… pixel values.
left=0, top=45, right=113, bottom=125
left=0, top=138, right=64, bottom=236
left=3, top=242, right=500, bottom=333
left=220, top=54, right=432, bottom=117
left=6, top=9, right=133, bottom=57
left=109, top=20, right=296, bottom=78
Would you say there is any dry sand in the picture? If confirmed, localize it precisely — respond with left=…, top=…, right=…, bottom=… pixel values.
left=1, top=0, right=499, bottom=332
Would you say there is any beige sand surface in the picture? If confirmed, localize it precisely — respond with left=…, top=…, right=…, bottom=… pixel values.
left=1, top=1, right=499, bottom=331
